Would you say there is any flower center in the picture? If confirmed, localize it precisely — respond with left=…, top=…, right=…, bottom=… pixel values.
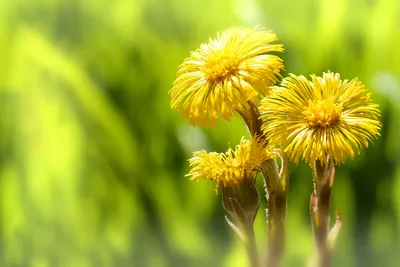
left=303, top=99, right=342, bottom=128
left=203, top=54, right=239, bottom=82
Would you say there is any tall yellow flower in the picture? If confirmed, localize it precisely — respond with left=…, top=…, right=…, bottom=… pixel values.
left=170, top=27, right=284, bottom=126
left=260, top=72, right=381, bottom=165
left=187, top=137, right=275, bottom=190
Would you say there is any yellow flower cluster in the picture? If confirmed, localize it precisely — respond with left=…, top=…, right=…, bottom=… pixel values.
left=171, top=26, right=382, bottom=186
left=187, top=137, right=275, bottom=190
left=259, top=72, right=382, bottom=165
left=170, top=27, right=284, bottom=126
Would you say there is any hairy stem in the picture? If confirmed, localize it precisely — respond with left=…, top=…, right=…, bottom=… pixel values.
left=244, top=223, right=260, bottom=267
left=237, top=103, right=289, bottom=267
left=261, top=156, right=289, bottom=267
left=310, top=161, right=335, bottom=267
left=222, top=179, right=260, bottom=267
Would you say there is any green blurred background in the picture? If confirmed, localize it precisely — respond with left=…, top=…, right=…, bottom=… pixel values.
left=0, top=0, right=399, bottom=266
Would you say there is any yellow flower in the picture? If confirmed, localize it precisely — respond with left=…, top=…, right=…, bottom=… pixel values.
left=260, top=72, right=381, bottom=165
left=170, top=27, right=284, bottom=126
left=187, top=137, right=275, bottom=191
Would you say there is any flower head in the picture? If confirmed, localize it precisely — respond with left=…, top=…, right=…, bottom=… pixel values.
left=170, top=27, right=284, bottom=126
left=260, top=72, right=381, bottom=165
left=186, top=137, right=275, bottom=191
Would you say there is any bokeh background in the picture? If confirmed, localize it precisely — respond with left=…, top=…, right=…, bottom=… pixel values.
left=0, top=0, right=400, bottom=266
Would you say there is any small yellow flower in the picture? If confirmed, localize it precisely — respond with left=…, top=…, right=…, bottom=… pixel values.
left=260, top=72, right=381, bottom=165
left=187, top=137, right=275, bottom=191
left=170, top=27, right=284, bottom=126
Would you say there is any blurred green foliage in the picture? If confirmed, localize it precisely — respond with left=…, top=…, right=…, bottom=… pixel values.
left=0, top=0, right=400, bottom=266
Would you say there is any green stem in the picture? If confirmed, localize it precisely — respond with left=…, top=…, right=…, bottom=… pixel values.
left=310, top=160, right=335, bottom=267
left=261, top=157, right=289, bottom=267
left=237, top=103, right=289, bottom=267
left=244, top=223, right=259, bottom=267
left=222, top=179, right=260, bottom=267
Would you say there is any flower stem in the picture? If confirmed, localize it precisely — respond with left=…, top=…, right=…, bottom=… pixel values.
left=261, top=156, right=289, bottom=267
left=310, top=160, right=335, bottom=267
left=244, top=223, right=260, bottom=267
left=237, top=103, right=289, bottom=267
left=222, top=178, right=260, bottom=267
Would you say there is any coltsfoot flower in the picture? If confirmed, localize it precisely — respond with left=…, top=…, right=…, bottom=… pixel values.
left=260, top=71, right=381, bottom=165
left=186, top=137, right=275, bottom=190
left=170, top=27, right=284, bottom=126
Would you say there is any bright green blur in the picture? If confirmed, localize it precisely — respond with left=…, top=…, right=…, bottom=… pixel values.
left=0, top=0, right=399, bottom=266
